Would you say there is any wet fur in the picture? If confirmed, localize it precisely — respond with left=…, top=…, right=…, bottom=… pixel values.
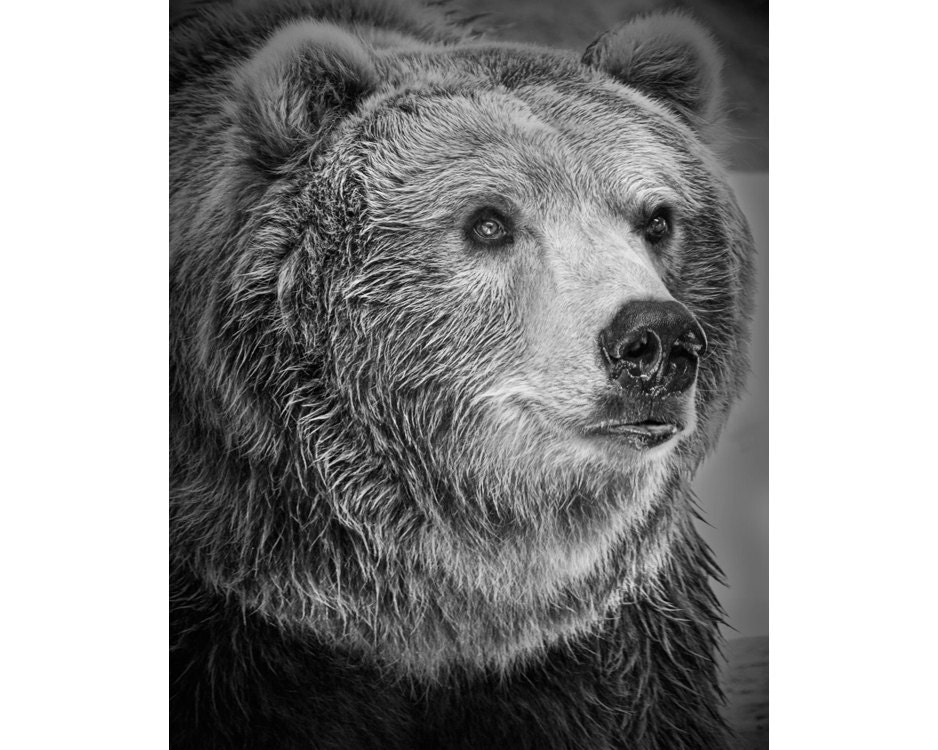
left=170, top=1, right=756, bottom=747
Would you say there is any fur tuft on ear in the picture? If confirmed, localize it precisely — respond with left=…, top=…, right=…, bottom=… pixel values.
left=232, top=21, right=378, bottom=174
left=583, top=12, right=723, bottom=134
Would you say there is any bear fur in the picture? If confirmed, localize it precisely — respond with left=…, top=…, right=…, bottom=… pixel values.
left=170, top=1, right=756, bottom=747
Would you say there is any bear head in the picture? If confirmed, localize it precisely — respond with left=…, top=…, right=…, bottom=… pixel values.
left=170, top=8, right=755, bottom=679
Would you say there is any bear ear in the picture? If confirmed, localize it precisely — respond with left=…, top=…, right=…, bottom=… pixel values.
left=582, top=12, right=723, bottom=134
left=232, top=21, right=378, bottom=175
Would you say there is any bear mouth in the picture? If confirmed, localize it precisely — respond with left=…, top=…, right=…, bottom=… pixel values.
left=586, top=420, right=681, bottom=450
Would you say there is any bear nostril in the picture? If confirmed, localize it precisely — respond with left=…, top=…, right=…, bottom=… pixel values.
left=624, top=334, right=649, bottom=358
left=621, top=331, right=662, bottom=379
left=677, top=327, right=708, bottom=359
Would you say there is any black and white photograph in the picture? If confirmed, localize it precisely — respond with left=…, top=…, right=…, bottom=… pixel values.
left=169, top=0, right=767, bottom=747
left=17, top=1, right=938, bottom=749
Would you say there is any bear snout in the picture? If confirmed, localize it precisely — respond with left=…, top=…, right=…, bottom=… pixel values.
left=598, top=300, right=707, bottom=397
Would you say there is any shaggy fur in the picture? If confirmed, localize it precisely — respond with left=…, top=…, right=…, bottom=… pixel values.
left=170, top=1, right=756, bottom=747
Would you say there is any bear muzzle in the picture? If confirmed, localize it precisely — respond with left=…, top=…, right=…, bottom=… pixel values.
left=591, top=300, right=707, bottom=450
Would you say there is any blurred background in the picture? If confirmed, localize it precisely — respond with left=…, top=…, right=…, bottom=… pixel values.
left=449, top=1, right=769, bottom=746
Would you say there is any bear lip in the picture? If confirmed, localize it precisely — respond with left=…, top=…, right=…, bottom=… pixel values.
left=586, top=420, right=681, bottom=449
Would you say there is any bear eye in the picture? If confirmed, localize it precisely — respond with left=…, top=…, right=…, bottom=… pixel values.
left=466, top=209, right=513, bottom=248
left=644, top=211, right=672, bottom=244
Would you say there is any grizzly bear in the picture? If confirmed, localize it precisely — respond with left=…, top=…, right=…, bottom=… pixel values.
left=170, top=0, right=756, bottom=747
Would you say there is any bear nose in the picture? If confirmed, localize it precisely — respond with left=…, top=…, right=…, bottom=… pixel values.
left=598, top=300, right=707, bottom=396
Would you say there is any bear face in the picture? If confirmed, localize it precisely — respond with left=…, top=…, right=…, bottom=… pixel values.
left=170, top=5, right=754, bottom=681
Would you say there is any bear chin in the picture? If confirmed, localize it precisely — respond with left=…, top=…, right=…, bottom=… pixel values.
left=228, top=417, right=683, bottom=680
left=209, top=379, right=697, bottom=678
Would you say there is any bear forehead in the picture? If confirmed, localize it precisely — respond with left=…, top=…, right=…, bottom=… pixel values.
left=366, top=47, right=693, bottom=146
left=345, top=48, right=705, bottom=208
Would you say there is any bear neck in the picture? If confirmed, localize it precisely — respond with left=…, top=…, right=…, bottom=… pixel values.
left=170, top=506, right=726, bottom=748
